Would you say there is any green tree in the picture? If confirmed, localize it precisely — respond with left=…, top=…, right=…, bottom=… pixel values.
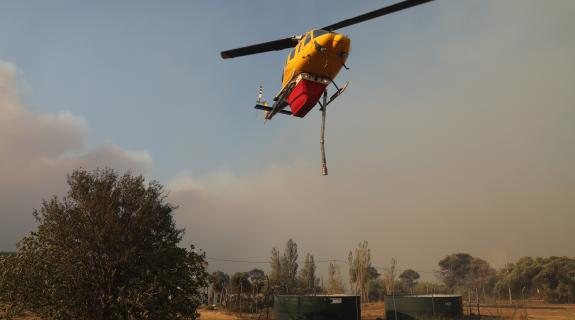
left=399, top=269, right=420, bottom=293
left=494, top=257, right=543, bottom=299
left=0, top=254, right=19, bottom=317
left=0, top=168, right=208, bottom=320
left=247, top=268, right=266, bottom=295
left=269, top=247, right=282, bottom=288
left=533, top=257, right=575, bottom=303
left=281, top=239, right=298, bottom=292
left=368, top=278, right=386, bottom=301
left=209, top=271, right=230, bottom=304
left=383, top=258, right=397, bottom=295
left=366, top=266, right=382, bottom=300
left=348, top=240, right=371, bottom=303
left=494, top=256, right=575, bottom=303
left=367, top=265, right=380, bottom=280
left=298, top=253, right=317, bottom=293
left=412, top=281, right=449, bottom=295
left=231, top=272, right=251, bottom=293
left=327, top=262, right=345, bottom=294
left=438, top=253, right=496, bottom=294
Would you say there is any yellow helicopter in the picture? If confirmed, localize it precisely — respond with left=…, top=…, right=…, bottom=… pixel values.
left=221, top=0, right=436, bottom=174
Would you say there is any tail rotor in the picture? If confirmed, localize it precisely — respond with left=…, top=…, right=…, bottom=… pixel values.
left=256, top=84, right=270, bottom=121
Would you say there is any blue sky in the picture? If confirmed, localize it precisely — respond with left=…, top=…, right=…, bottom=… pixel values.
left=1, top=0, right=574, bottom=276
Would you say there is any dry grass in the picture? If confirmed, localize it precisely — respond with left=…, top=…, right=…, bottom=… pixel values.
left=361, top=301, right=386, bottom=320
left=199, top=310, right=243, bottom=320
left=6, top=302, right=575, bottom=319
left=362, top=301, right=575, bottom=320
left=197, top=303, right=386, bottom=320
left=10, top=314, right=40, bottom=320
left=467, top=303, right=575, bottom=320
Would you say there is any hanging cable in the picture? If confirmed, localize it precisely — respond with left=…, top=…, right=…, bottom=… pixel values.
left=320, top=90, right=328, bottom=176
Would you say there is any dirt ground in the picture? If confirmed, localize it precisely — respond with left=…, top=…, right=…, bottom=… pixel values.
left=466, top=304, right=575, bottom=320
left=6, top=302, right=575, bottom=319
left=199, top=302, right=575, bottom=319
left=199, top=310, right=244, bottom=320
left=198, top=303, right=386, bottom=320
left=199, top=308, right=265, bottom=320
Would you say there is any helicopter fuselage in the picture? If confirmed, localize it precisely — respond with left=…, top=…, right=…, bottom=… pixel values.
left=281, top=30, right=350, bottom=89
left=267, top=30, right=350, bottom=118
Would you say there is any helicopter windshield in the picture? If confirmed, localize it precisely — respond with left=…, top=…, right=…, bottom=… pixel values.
left=303, top=34, right=311, bottom=46
left=312, top=29, right=330, bottom=38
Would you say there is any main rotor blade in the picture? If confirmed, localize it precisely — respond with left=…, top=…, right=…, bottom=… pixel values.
left=322, top=0, right=436, bottom=32
left=220, top=36, right=299, bottom=59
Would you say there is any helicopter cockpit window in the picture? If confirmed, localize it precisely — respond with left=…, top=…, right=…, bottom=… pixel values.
left=303, top=34, right=311, bottom=46
left=289, top=49, right=295, bottom=60
left=312, top=29, right=329, bottom=38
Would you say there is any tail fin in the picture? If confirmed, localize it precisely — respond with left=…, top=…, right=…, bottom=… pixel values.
left=256, top=85, right=270, bottom=120
left=257, top=85, right=263, bottom=104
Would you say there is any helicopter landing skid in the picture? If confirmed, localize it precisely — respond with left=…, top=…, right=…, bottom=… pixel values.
left=319, top=81, right=349, bottom=110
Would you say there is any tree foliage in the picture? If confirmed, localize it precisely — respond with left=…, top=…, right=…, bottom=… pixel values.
left=209, top=271, right=230, bottom=293
left=231, top=272, right=251, bottom=293
left=495, top=256, right=575, bottom=303
left=269, top=239, right=299, bottom=293
left=209, top=271, right=230, bottom=304
left=412, top=281, right=449, bottom=295
left=399, top=269, right=420, bottom=292
left=534, top=257, right=575, bottom=303
left=0, top=168, right=208, bottom=320
left=298, top=253, right=317, bottom=294
left=367, top=278, right=386, bottom=301
left=326, top=262, right=345, bottom=294
left=348, top=240, right=372, bottom=303
left=494, top=257, right=543, bottom=299
left=247, top=268, right=266, bottom=294
left=269, top=247, right=282, bottom=288
left=438, top=253, right=496, bottom=293
left=367, top=265, right=380, bottom=280
left=383, top=258, right=397, bottom=295
left=281, top=239, right=299, bottom=292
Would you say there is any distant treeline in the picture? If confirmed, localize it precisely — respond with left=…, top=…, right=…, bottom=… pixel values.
left=436, top=253, right=575, bottom=304
left=208, top=239, right=575, bottom=308
left=493, top=256, right=575, bottom=303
